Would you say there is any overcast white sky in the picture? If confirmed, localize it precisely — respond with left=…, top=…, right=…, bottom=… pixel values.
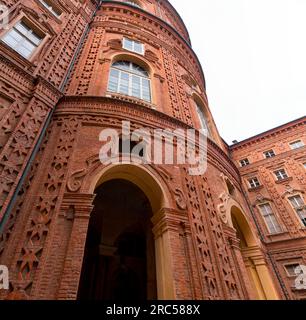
left=170, top=0, right=306, bottom=144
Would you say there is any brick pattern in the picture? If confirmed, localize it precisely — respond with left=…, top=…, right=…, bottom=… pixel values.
left=1, top=0, right=301, bottom=301
left=231, top=117, right=306, bottom=300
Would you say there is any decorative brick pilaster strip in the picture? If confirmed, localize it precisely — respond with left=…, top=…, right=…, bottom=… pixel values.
left=56, top=193, right=95, bottom=300
left=0, top=77, right=62, bottom=221
left=224, top=225, right=255, bottom=299
left=1, top=117, right=79, bottom=300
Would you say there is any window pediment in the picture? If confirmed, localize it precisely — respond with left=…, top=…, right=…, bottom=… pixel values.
left=281, top=185, right=305, bottom=199
left=16, top=5, right=57, bottom=36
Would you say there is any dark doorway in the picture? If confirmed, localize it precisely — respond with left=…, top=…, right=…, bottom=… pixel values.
left=78, top=179, right=157, bottom=301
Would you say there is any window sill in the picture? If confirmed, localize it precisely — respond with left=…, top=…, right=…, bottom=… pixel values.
left=275, top=177, right=293, bottom=184
left=267, top=231, right=287, bottom=236
left=248, top=185, right=263, bottom=192
left=291, top=287, right=306, bottom=293
left=266, top=231, right=290, bottom=242
left=106, top=92, right=156, bottom=109
left=0, top=41, right=34, bottom=71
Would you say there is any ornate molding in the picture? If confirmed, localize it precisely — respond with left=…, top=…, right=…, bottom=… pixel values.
left=253, top=193, right=273, bottom=206
left=218, top=192, right=230, bottom=224
left=56, top=96, right=240, bottom=183
left=67, top=155, right=101, bottom=193
left=281, top=185, right=305, bottom=199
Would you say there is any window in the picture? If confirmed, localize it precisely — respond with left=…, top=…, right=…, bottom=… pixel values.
left=264, top=150, right=276, bottom=159
left=108, top=61, right=151, bottom=102
left=195, top=102, right=210, bottom=136
left=39, top=0, right=61, bottom=17
left=240, top=158, right=250, bottom=167
left=248, top=177, right=260, bottom=189
left=285, top=264, right=300, bottom=277
left=124, top=1, right=141, bottom=8
left=1, top=20, right=43, bottom=59
left=123, top=38, right=144, bottom=55
left=274, top=169, right=289, bottom=181
left=119, top=138, right=144, bottom=157
left=289, top=195, right=306, bottom=227
left=290, top=140, right=304, bottom=150
left=226, top=179, right=235, bottom=196
left=259, top=203, right=282, bottom=234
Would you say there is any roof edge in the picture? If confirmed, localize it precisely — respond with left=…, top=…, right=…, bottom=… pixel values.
left=230, top=116, right=306, bottom=149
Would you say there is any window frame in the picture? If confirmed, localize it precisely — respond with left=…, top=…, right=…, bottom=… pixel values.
left=264, top=149, right=276, bottom=159
left=289, top=140, right=304, bottom=150
left=288, top=195, right=306, bottom=227
left=258, top=202, right=282, bottom=235
left=284, top=263, right=301, bottom=278
left=194, top=101, right=211, bottom=137
left=123, top=37, right=145, bottom=55
left=108, top=61, right=152, bottom=103
left=274, top=169, right=289, bottom=181
left=0, top=14, right=48, bottom=61
left=240, top=158, right=250, bottom=167
left=248, top=177, right=261, bottom=189
left=38, top=0, right=62, bottom=18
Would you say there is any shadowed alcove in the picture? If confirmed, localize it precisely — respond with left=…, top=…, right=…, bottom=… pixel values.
left=78, top=179, right=157, bottom=301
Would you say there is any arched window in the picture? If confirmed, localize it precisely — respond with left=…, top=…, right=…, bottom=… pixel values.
left=123, top=1, right=141, bottom=8
left=108, top=61, right=151, bottom=102
left=195, top=101, right=210, bottom=136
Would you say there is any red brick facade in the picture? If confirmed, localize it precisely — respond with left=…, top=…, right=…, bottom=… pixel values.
left=230, top=117, right=306, bottom=300
left=0, top=0, right=304, bottom=300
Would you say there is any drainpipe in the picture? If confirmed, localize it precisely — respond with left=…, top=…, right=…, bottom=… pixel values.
left=241, top=186, right=291, bottom=300
left=0, top=1, right=103, bottom=233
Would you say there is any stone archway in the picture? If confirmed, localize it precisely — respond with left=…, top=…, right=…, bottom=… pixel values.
left=229, top=205, right=279, bottom=300
left=57, top=164, right=177, bottom=300
left=77, top=179, right=157, bottom=301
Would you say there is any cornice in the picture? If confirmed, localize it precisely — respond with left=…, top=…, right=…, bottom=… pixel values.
left=0, top=53, right=63, bottom=105
left=0, top=51, right=35, bottom=93
left=54, top=95, right=240, bottom=182
left=99, top=1, right=206, bottom=89
left=33, top=76, right=63, bottom=107
left=230, top=117, right=306, bottom=151
left=102, top=1, right=190, bottom=44
left=0, top=45, right=34, bottom=76
left=159, top=0, right=191, bottom=43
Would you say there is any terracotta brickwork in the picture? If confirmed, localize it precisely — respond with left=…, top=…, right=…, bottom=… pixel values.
left=230, top=117, right=306, bottom=300
left=0, top=0, right=301, bottom=300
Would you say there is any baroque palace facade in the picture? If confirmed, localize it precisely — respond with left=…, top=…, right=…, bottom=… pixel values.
left=0, top=0, right=305, bottom=300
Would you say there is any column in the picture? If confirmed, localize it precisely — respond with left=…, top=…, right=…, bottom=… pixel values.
left=252, top=255, right=280, bottom=300
left=152, top=208, right=196, bottom=300
left=226, top=231, right=257, bottom=300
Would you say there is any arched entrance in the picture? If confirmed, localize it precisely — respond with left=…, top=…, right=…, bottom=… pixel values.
left=78, top=179, right=157, bottom=301
left=230, top=205, right=279, bottom=300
